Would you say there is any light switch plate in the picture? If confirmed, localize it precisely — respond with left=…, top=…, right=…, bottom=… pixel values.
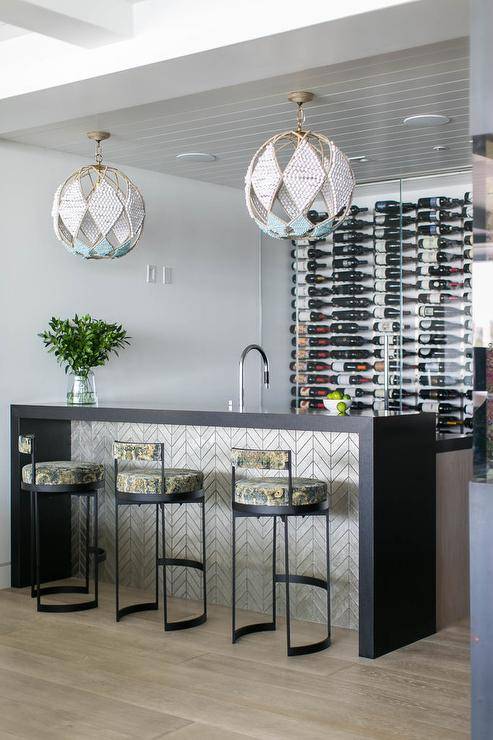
left=163, top=266, right=173, bottom=284
left=146, top=264, right=157, bottom=283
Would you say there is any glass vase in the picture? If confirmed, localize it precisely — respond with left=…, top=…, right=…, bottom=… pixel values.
left=66, top=371, right=97, bottom=406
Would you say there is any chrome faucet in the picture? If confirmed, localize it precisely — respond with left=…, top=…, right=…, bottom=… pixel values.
left=239, top=344, right=270, bottom=412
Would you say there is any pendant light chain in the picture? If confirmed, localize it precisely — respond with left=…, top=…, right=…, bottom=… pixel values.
left=296, top=102, right=305, bottom=133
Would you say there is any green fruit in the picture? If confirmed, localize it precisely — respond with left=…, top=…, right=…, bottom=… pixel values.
left=333, top=390, right=344, bottom=400
left=327, top=391, right=337, bottom=399
left=343, top=394, right=351, bottom=400
left=336, top=401, right=347, bottom=413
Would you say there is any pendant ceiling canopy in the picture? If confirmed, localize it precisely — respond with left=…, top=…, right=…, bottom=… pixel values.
left=245, top=91, right=355, bottom=240
left=52, top=131, right=145, bottom=259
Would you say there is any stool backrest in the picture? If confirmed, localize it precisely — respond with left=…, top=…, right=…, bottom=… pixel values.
left=113, top=442, right=162, bottom=462
left=18, top=433, right=36, bottom=484
left=231, top=448, right=293, bottom=507
left=113, top=441, right=165, bottom=495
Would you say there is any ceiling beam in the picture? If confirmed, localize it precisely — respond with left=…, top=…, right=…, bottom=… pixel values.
left=0, top=0, right=133, bottom=47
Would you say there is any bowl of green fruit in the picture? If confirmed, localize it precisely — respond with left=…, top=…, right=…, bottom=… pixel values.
left=323, top=390, right=351, bottom=415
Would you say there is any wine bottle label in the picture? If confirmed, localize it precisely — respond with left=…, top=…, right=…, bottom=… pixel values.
left=421, top=401, right=438, bottom=412
left=374, top=320, right=398, bottom=333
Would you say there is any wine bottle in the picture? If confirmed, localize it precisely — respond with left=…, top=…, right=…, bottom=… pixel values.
left=418, top=347, right=464, bottom=359
left=291, top=247, right=331, bottom=259
left=373, top=374, right=405, bottom=385
left=332, top=257, right=369, bottom=269
left=372, top=360, right=403, bottom=372
left=464, top=192, right=472, bottom=205
left=418, top=224, right=463, bottom=236
left=420, top=374, right=461, bottom=387
left=290, top=374, right=331, bottom=385
left=331, top=297, right=372, bottom=308
left=375, top=241, right=416, bottom=253
left=374, top=214, right=416, bottom=226
left=290, top=324, right=329, bottom=335
left=291, top=399, right=325, bottom=410
left=417, top=305, right=463, bottom=318
left=437, top=417, right=465, bottom=428
left=419, top=389, right=463, bottom=400
left=338, top=219, right=373, bottom=231
left=293, top=386, right=331, bottom=397
left=418, top=401, right=462, bottom=413
left=304, top=274, right=331, bottom=285
left=330, top=322, right=366, bottom=334
left=333, top=232, right=374, bottom=243
left=418, top=362, right=463, bottom=373
left=417, top=279, right=463, bottom=291
left=374, top=228, right=416, bottom=241
left=464, top=235, right=473, bottom=247
left=329, top=336, right=367, bottom=346
left=293, top=349, right=331, bottom=360
left=332, top=270, right=372, bottom=282
left=418, top=333, right=463, bottom=345
left=351, top=401, right=373, bottom=410
left=332, top=374, right=373, bottom=386
left=417, top=197, right=463, bottom=209
left=333, top=245, right=373, bottom=256
left=417, top=265, right=462, bottom=276
left=374, top=267, right=414, bottom=280
left=375, top=200, right=415, bottom=213
left=417, top=210, right=463, bottom=222
left=373, top=320, right=401, bottom=333
left=307, top=210, right=328, bottom=224
left=332, top=283, right=373, bottom=295
left=293, top=310, right=329, bottom=322
left=330, top=349, right=372, bottom=359
left=374, top=293, right=403, bottom=306
left=418, top=293, right=462, bottom=304
left=331, top=309, right=372, bottom=321
left=371, top=335, right=401, bottom=346
left=464, top=219, right=473, bottom=232
left=290, top=361, right=331, bottom=372
left=419, top=320, right=463, bottom=332
left=375, top=254, right=414, bottom=266
left=418, top=236, right=463, bottom=250
left=374, top=348, right=417, bottom=359
left=373, top=388, right=416, bottom=399
left=372, top=306, right=401, bottom=318
left=349, top=205, right=369, bottom=215
left=291, top=298, right=331, bottom=310
left=292, top=337, right=331, bottom=347
left=292, top=285, right=332, bottom=298
left=331, top=361, right=371, bottom=372
left=291, top=259, right=328, bottom=272
left=375, top=279, right=413, bottom=293
left=418, top=250, right=462, bottom=264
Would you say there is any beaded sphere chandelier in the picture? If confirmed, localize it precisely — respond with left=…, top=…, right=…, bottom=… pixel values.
left=245, top=92, right=355, bottom=240
left=52, top=131, right=145, bottom=259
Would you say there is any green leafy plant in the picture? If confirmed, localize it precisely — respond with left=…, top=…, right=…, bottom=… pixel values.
left=39, top=314, right=130, bottom=378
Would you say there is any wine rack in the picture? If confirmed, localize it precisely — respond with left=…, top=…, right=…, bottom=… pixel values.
left=290, top=191, right=473, bottom=434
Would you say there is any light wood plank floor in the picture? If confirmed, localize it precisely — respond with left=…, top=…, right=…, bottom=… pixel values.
left=0, top=582, right=470, bottom=739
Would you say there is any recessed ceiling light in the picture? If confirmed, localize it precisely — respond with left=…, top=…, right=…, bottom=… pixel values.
left=176, top=152, right=217, bottom=163
left=432, top=145, right=449, bottom=152
left=349, top=155, right=368, bottom=163
left=402, top=114, right=451, bottom=127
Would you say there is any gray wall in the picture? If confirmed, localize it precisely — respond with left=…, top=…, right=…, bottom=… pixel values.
left=0, top=140, right=261, bottom=586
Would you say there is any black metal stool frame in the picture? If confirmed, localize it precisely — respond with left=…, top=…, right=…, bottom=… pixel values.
left=231, top=449, right=331, bottom=657
left=20, top=436, right=106, bottom=613
left=114, top=441, right=207, bottom=630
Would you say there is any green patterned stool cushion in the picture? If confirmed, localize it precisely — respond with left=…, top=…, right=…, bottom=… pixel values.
left=231, top=449, right=289, bottom=470
left=117, top=468, right=204, bottom=495
left=113, top=442, right=161, bottom=461
left=22, top=461, right=104, bottom=486
left=235, top=477, right=327, bottom=507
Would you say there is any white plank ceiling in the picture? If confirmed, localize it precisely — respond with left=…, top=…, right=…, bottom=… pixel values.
left=1, top=37, right=470, bottom=188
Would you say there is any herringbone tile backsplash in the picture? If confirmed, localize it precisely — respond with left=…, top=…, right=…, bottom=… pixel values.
left=72, top=422, right=359, bottom=629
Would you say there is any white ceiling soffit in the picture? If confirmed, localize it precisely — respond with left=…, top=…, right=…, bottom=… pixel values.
left=0, top=21, right=27, bottom=40
left=1, top=38, right=470, bottom=187
left=0, top=0, right=133, bottom=47
left=0, top=0, right=469, bottom=132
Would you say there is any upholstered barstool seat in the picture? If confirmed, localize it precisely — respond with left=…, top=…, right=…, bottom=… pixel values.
left=22, top=461, right=104, bottom=486
left=116, top=468, right=203, bottom=496
left=235, top=477, right=327, bottom=507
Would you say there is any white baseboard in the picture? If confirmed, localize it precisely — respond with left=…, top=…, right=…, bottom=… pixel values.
left=0, top=562, right=11, bottom=589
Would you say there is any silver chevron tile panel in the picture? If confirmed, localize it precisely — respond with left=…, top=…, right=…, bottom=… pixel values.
left=71, top=421, right=359, bottom=629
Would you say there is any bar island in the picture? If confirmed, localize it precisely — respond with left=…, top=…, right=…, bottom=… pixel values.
left=11, top=403, right=437, bottom=659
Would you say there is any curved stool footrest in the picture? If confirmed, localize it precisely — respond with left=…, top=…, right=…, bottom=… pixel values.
left=89, top=546, right=106, bottom=563
left=38, top=599, right=98, bottom=613
left=117, top=601, right=159, bottom=622
left=165, top=611, right=207, bottom=631
left=233, top=621, right=276, bottom=643
left=288, top=636, right=331, bottom=657
left=158, top=556, right=204, bottom=571
left=32, top=584, right=89, bottom=598
left=275, top=573, right=328, bottom=590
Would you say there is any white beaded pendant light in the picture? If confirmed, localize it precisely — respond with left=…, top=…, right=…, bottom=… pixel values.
left=245, top=92, right=355, bottom=240
left=52, top=131, right=145, bottom=259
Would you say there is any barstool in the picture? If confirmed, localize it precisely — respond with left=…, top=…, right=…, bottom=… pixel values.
left=231, top=448, right=331, bottom=656
left=19, top=434, right=105, bottom=613
left=114, top=441, right=207, bottom=630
